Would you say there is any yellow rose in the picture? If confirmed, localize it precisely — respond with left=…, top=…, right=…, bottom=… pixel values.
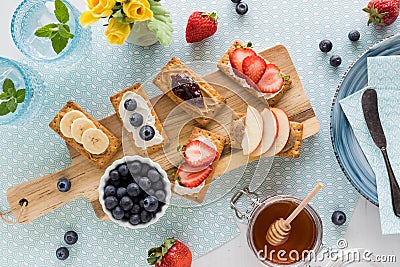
left=123, top=0, right=153, bottom=22
left=105, top=18, right=131, bottom=45
left=80, top=0, right=116, bottom=28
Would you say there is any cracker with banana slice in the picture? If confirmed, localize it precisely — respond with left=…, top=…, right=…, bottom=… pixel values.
left=49, top=100, right=121, bottom=169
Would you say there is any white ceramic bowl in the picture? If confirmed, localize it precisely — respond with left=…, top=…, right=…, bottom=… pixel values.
left=98, top=155, right=171, bottom=229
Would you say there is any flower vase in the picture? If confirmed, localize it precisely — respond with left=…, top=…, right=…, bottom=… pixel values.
left=125, top=21, right=158, bottom=47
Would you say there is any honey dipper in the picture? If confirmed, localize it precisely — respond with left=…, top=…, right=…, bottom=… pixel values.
left=265, top=183, right=323, bottom=246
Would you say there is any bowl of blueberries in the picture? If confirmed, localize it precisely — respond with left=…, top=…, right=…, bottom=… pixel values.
left=98, top=155, right=171, bottom=228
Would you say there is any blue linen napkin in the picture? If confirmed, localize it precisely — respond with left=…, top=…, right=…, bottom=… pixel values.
left=339, top=56, right=400, bottom=235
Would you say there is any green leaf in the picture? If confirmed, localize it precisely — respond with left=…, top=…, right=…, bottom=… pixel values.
left=6, top=98, right=17, bottom=113
left=2, top=78, right=14, bottom=94
left=147, top=0, right=173, bottom=46
left=4, top=85, right=16, bottom=97
left=0, top=102, right=10, bottom=116
left=16, top=89, right=26, bottom=103
left=113, top=10, right=132, bottom=24
left=34, top=23, right=58, bottom=37
left=54, top=0, right=69, bottom=24
left=59, top=24, right=74, bottom=39
left=0, top=93, right=10, bottom=100
left=51, top=32, right=69, bottom=54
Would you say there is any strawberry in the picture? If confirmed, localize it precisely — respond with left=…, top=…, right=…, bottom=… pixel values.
left=177, top=163, right=213, bottom=188
left=183, top=139, right=218, bottom=168
left=363, top=0, right=399, bottom=26
left=257, top=64, right=285, bottom=93
left=229, top=47, right=256, bottom=72
left=186, top=12, right=218, bottom=43
left=148, top=237, right=192, bottom=267
left=242, top=54, right=267, bottom=83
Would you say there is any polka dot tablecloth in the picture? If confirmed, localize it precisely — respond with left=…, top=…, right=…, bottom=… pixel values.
left=1, top=0, right=400, bottom=266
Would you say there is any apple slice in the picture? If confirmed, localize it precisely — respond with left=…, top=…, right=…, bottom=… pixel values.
left=241, top=105, right=263, bottom=155
left=250, top=108, right=278, bottom=157
left=262, top=108, right=290, bottom=157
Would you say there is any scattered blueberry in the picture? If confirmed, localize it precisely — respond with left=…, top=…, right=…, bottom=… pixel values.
left=128, top=161, right=142, bottom=175
left=129, top=113, right=144, bottom=128
left=109, top=170, right=120, bottom=181
left=330, top=55, right=342, bottom=67
left=332, top=210, right=346, bottom=225
left=57, top=178, right=71, bottom=192
left=104, top=185, right=116, bottom=197
left=139, top=177, right=152, bottom=191
left=105, top=196, right=118, bottom=210
left=120, top=196, right=134, bottom=211
left=152, top=180, right=164, bottom=190
left=124, top=98, right=137, bottom=111
left=155, top=190, right=166, bottom=202
left=139, top=125, right=155, bottom=141
left=112, top=206, right=125, bottom=220
left=140, top=210, right=153, bottom=223
left=117, top=164, right=129, bottom=176
left=236, top=2, right=248, bottom=15
left=56, top=247, right=69, bottom=260
left=144, top=196, right=159, bottom=212
left=129, top=214, right=141, bottom=225
left=319, top=39, right=333, bottom=53
left=116, top=187, right=127, bottom=198
left=348, top=30, right=360, bottom=42
left=148, top=169, right=161, bottom=182
left=127, top=183, right=141, bottom=197
left=131, top=204, right=141, bottom=214
left=64, top=230, right=78, bottom=245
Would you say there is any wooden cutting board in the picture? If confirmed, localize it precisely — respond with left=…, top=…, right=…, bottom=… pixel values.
left=6, top=44, right=319, bottom=223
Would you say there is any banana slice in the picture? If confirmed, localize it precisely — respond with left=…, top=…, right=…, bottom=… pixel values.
left=60, top=110, right=86, bottom=138
left=81, top=128, right=109, bottom=155
left=71, top=118, right=96, bottom=144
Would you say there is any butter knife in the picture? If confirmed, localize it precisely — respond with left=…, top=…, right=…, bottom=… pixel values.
left=362, top=88, right=400, bottom=217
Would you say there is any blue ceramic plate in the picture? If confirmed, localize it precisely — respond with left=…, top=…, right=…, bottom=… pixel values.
left=331, top=34, right=400, bottom=206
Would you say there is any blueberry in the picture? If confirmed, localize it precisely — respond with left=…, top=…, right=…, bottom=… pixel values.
left=104, top=185, right=116, bottom=197
left=139, top=177, right=152, bottom=190
left=129, top=214, right=141, bottom=225
left=148, top=169, right=161, bottom=182
left=140, top=164, right=150, bottom=176
left=131, top=203, right=141, bottom=214
left=332, top=210, right=346, bottom=225
left=56, top=247, right=69, bottom=260
left=140, top=210, right=153, bottom=223
left=348, top=30, right=360, bottom=41
left=231, top=0, right=241, bottom=3
left=319, top=39, right=333, bottom=53
left=112, top=206, right=124, bottom=220
left=57, top=178, right=71, bottom=192
left=139, top=199, right=145, bottom=208
left=330, top=55, right=342, bottom=67
left=120, top=196, right=134, bottom=211
left=152, top=180, right=164, bottom=190
left=128, top=160, right=142, bottom=175
left=109, top=170, right=120, bottom=181
left=104, top=196, right=118, bottom=210
left=117, top=164, right=129, bottom=176
left=155, top=190, right=166, bottom=202
left=236, top=2, right=248, bottom=15
left=139, top=125, right=155, bottom=141
left=127, top=183, right=141, bottom=197
left=129, top=113, right=144, bottom=128
left=147, top=188, right=155, bottom=196
left=143, top=196, right=159, bottom=212
left=116, top=187, right=127, bottom=198
left=124, top=98, right=137, bottom=111
left=64, top=230, right=78, bottom=245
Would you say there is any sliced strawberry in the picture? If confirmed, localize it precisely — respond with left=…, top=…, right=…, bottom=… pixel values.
left=177, top=163, right=213, bottom=188
left=257, top=64, right=284, bottom=93
left=184, top=139, right=219, bottom=168
left=229, top=48, right=256, bottom=72
left=242, top=55, right=267, bottom=84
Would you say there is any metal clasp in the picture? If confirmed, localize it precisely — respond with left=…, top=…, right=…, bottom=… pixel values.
left=230, top=187, right=261, bottom=220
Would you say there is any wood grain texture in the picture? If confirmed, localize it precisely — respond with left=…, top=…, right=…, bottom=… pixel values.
left=6, top=45, right=319, bottom=223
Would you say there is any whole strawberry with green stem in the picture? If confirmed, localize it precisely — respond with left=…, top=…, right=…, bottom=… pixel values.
left=186, top=11, right=218, bottom=43
left=148, top=237, right=192, bottom=267
left=363, top=0, right=399, bottom=26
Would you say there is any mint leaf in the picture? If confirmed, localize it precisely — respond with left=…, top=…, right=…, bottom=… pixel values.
left=16, top=89, right=26, bottom=103
left=0, top=93, right=10, bottom=100
left=34, top=23, right=58, bottom=37
left=59, top=24, right=74, bottom=39
left=2, top=78, right=14, bottom=94
left=147, top=0, right=173, bottom=46
left=0, top=102, right=10, bottom=116
left=54, top=0, right=69, bottom=24
left=51, top=32, right=69, bottom=54
left=6, top=98, right=17, bottom=113
left=4, top=85, right=16, bottom=97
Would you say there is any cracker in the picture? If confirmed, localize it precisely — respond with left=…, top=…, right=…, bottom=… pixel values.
left=153, top=57, right=226, bottom=126
left=229, top=112, right=246, bottom=149
left=276, top=122, right=303, bottom=158
left=109, top=83, right=167, bottom=155
left=217, top=40, right=292, bottom=106
left=49, top=100, right=121, bottom=169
